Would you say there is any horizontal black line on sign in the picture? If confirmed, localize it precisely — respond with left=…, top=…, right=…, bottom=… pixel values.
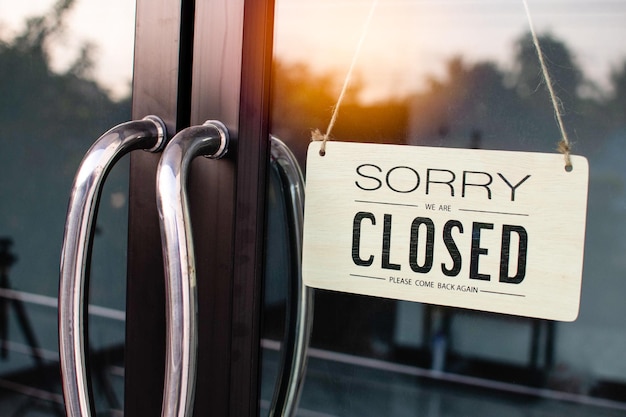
left=459, top=208, right=529, bottom=217
left=350, top=274, right=386, bottom=281
left=480, top=290, right=526, bottom=297
left=355, top=200, right=420, bottom=208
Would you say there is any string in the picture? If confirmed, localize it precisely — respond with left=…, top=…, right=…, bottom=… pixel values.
left=313, top=0, right=572, bottom=167
left=312, top=0, right=379, bottom=156
left=522, top=0, right=573, bottom=170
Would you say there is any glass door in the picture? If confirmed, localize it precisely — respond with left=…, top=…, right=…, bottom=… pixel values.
left=263, top=0, right=626, bottom=416
left=0, top=1, right=134, bottom=415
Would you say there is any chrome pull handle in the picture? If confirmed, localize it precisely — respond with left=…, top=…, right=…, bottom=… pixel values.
left=269, top=136, right=314, bottom=417
left=156, top=121, right=229, bottom=417
left=59, top=116, right=167, bottom=417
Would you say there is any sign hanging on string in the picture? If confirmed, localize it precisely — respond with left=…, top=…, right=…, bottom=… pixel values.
left=301, top=0, right=589, bottom=321
left=302, top=141, right=588, bottom=321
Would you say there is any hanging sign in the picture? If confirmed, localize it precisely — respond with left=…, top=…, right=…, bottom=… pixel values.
left=302, top=141, right=589, bottom=321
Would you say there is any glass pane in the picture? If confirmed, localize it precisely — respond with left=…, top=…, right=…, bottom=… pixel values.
left=0, top=0, right=134, bottom=414
left=264, top=0, right=626, bottom=415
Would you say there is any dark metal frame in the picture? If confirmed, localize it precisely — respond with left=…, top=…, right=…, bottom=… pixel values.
left=126, top=0, right=274, bottom=415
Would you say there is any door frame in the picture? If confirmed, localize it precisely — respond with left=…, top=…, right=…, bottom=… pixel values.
left=126, top=0, right=274, bottom=415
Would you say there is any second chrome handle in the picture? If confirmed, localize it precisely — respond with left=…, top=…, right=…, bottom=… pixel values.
left=269, top=136, right=313, bottom=417
left=156, top=121, right=229, bottom=417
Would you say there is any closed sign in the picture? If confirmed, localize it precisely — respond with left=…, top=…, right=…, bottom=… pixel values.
left=302, top=141, right=589, bottom=321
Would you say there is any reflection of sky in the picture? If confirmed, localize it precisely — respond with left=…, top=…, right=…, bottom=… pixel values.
left=2, top=0, right=626, bottom=102
left=275, top=0, right=626, bottom=101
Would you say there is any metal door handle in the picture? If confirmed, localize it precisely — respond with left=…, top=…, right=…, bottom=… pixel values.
left=59, top=116, right=167, bottom=417
left=268, top=136, right=313, bottom=417
left=156, top=121, right=229, bottom=417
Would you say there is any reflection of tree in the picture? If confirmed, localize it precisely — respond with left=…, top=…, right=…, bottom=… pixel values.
left=409, top=57, right=524, bottom=149
left=609, top=60, right=626, bottom=126
left=271, top=61, right=407, bottom=165
left=511, top=32, right=590, bottom=152
left=0, top=0, right=129, bottom=145
left=512, top=32, right=583, bottom=105
left=272, top=31, right=626, bottom=158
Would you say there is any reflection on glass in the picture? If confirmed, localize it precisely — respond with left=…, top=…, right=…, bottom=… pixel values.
left=267, top=0, right=626, bottom=416
left=0, top=1, right=133, bottom=414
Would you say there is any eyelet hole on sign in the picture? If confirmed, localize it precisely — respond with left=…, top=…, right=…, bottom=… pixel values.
left=565, top=164, right=573, bottom=173
left=319, top=149, right=326, bottom=157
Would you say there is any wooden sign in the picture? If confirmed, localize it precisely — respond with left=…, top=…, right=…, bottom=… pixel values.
left=302, top=141, right=589, bottom=321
